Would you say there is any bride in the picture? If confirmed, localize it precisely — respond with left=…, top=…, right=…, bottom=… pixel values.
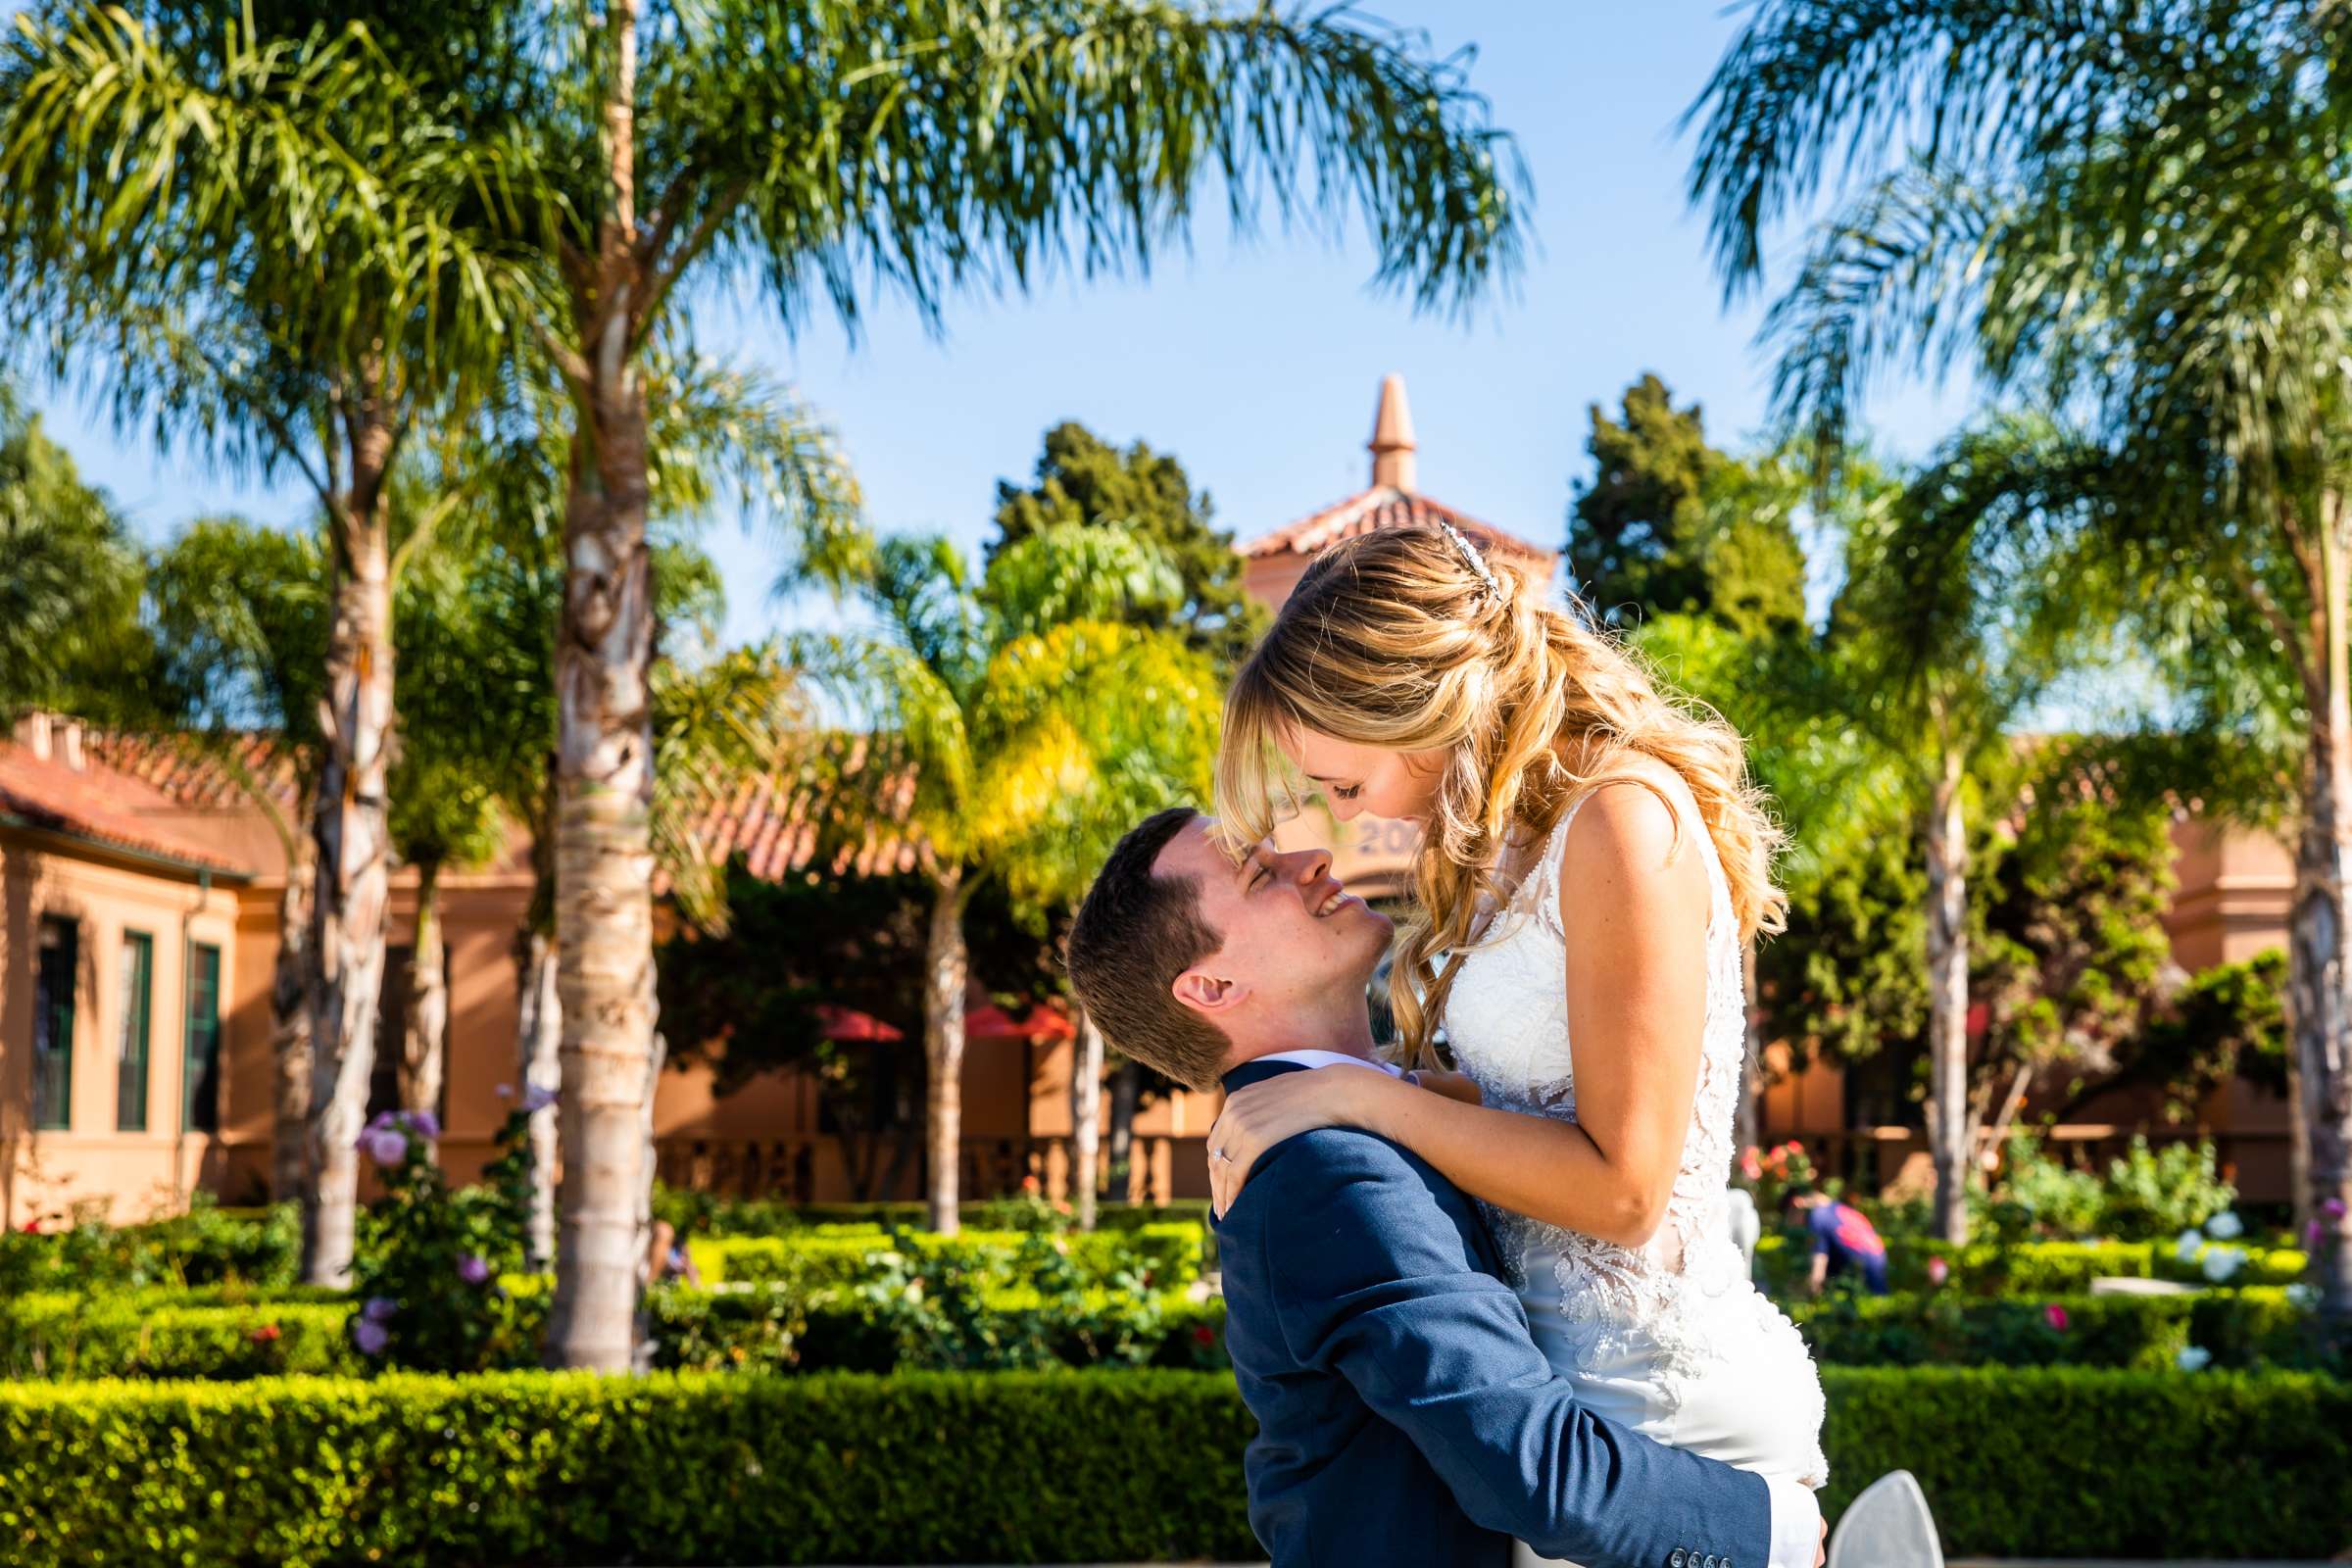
left=1202, top=523, right=1828, bottom=1548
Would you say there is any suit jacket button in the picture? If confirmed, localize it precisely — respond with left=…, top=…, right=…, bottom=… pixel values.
left=1702, top=1556, right=1717, bottom=1568
left=1669, top=1552, right=1685, bottom=1568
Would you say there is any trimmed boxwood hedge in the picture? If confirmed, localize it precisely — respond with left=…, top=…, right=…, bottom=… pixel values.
left=687, top=1222, right=1204, bottom=1292
left=1756, top=1233, right=2310, bottom=1297
left=12, top=1277, right=2329, bottom=1382
left=0, top=1284, right=1231, bottom=1382
left=651, top=1190, right=1213, bottom=1237
left=1790, top=1288, right=2331, bottom=1371
left=0, top=1367, right=2343, bottom=1565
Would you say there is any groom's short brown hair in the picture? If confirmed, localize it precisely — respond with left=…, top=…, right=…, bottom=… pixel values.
left=1067, top=807, right=1233, bottom=1093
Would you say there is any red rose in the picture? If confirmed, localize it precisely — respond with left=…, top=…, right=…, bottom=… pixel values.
left=1192, top=1324, right=1216, bottom=1348
left=251, top=1323, right=281, bottom=1344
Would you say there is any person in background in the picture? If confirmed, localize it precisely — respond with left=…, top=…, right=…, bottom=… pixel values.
left=646, top=1218, right=703, bottom=1288
left=1782, top=1187, right=1888, bottom=1297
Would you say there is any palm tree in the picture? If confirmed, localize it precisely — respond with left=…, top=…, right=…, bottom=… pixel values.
left=801, top=524, right=1219, bottom=1234
left=387, top=537, right=518, bottom=1127
left=1688, top=0, right=2352, bottom=1309
left=143, top=518, right=331, bottom=1201
left=416, top=357, right=859, bottom=1276
left=0, top=4, right=529, bottom=1285
left=484, top=0, right=1526, bottom=1366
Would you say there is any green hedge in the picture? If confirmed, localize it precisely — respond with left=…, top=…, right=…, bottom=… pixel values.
left=652, top=1188, right=1212, bottom=1236
left=0, top=1367, right=2343, bottom=1564
left=0, top=1284, right=1229, bottom=1382
left=1757, top=1233, right=2311, bottom=1297
left=0, top=1203, right=305, bottom=1294
left=687, top=1222, right=1204, bottom=1292
left=0, top=1296, right=365, bottom=1381
left=1792, top=1288, right=2330, bottom=1371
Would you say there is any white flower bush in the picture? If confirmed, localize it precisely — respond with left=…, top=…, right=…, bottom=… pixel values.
left=2204, top=1210, right=2244, bottom=1242
left=2200, top=1245, right=2245, bottom=1284
left=2175, top=1228, right=2204, bottom=1264
left=2177, top=1346, right=2212, bottom=1372
left=2285, top=1283, right=2319, bottom=1310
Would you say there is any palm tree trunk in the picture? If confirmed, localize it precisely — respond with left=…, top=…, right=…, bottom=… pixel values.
left=1923, top=741, right=1972, bottom=1247
left=398, top=856, right=447, bottom=1127
left=301, top=388, right=398, bottom=1288
left=515, top=919, right=561, bottom=1271
left=544, top=0, right=659, bottom=1372
left=270, top=819, right=316, bottom=1203
left=1070, top=1004, right=1104, bottom=1231
left=924, top=865, right=971, bottom=1235
left=2286, top=519, right=2352, bottom=1322
left=1106, top=1057, right=1141, bottom=1204
left=516, top=768, right=561, bottom=1272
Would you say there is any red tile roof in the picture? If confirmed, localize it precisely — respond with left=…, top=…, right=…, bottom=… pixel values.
left=75, top=724, right=929, bottom=890
left=683, top=734, right=925, bottom=883
left=0, top=738, right=254, bottom=876
left=1239, top=485, right=1555, bottom=566
left=83, top=730, right=301, bottom=813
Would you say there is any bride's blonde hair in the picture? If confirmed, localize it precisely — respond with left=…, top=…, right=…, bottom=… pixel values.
left=1213, top=525, right=1787, bottom=1068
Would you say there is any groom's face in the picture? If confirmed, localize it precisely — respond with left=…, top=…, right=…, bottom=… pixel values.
left=1154, top=815, right=1392, bottom=1027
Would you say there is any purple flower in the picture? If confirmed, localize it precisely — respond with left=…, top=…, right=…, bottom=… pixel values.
left=493, top=1083, right=514, bottom=1099
left=2043, top=1304, right=2071, bottom=1332
left=522, top=1083, right=558, bottom=1114
left=353, top=1318, right=390, bottom=1356
left=457, top=1253, right=491, bottom=1286
left=2326, top=1198, right=2348, bottom=1219
left=366, top=1109, right=397, bottom=1133
left=362, top=1297, right=398, bottom=1323
left=360, top=1128, right=408, bottom=1167
left=407, top=1109, right=441, bottom=1140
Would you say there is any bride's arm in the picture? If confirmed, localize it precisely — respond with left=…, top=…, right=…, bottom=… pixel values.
left=1208, top=784, right=1709, bottom=1249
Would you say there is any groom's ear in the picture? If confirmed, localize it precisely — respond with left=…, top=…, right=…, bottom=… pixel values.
left=1171, top=965, right=1248, bottom=1017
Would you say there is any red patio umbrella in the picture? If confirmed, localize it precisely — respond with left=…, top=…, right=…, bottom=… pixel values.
left=963, top=1000, right=1076, bottom=1042
left=813, top=1004, right=904, bottom=1043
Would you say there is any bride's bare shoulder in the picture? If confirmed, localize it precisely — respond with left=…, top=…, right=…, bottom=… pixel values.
left=1554, top=767, right=1709, bottom=913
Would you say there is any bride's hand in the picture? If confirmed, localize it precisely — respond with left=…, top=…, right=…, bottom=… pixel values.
left=1207, top=1069, right=1402, bottom=1218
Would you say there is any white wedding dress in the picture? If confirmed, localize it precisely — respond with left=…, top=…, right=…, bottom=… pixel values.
left=1443, top=784, right=1829, bottom=1550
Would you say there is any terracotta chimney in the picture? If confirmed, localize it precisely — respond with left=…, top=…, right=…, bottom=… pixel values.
left=14, top=710, right=52, bottom=761
left=1368, top=372, right=1418, bottom=493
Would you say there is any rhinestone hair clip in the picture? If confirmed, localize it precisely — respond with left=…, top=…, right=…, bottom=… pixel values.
left=1438, top=519, right=1501, bottom=602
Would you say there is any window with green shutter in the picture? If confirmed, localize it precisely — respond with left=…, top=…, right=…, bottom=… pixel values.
left=32, top=916, right=76, bottom=1131
left=183, top=943, right=221, bottom=1134
left=117, top=931, right=153, bottom=1132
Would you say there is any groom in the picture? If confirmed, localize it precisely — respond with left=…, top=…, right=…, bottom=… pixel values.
left=1067, top=808, right=1823, bottom=1568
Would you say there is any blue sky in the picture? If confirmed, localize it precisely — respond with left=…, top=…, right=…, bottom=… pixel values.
left=26, top=2, right=1974, bottom=649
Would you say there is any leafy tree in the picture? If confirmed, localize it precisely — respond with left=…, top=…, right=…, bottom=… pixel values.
left=800, top=524, right=1219, bottom=1234
left=1689, top=0, right=2352, bottom=1315
left=0, top=384, right=146, bottom=725
left=1969, top=742, right=2180, bottom=1148
left=1568, top=374, right=1806, bottom=635
left=993, top=421, right=1264, bottom=670
left=2082, top=950, right=2289, bottom=1126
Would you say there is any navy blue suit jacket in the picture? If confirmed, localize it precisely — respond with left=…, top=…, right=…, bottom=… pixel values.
left=1213, top=1057, right=1773, bottom=1568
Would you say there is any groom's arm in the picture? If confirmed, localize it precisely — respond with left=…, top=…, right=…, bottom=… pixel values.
left=1248, top=1128, right=1799, bottom=1568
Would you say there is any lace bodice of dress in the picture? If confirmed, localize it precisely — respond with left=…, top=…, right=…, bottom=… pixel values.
left=1441, top=785, right=1753, bottom=1381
